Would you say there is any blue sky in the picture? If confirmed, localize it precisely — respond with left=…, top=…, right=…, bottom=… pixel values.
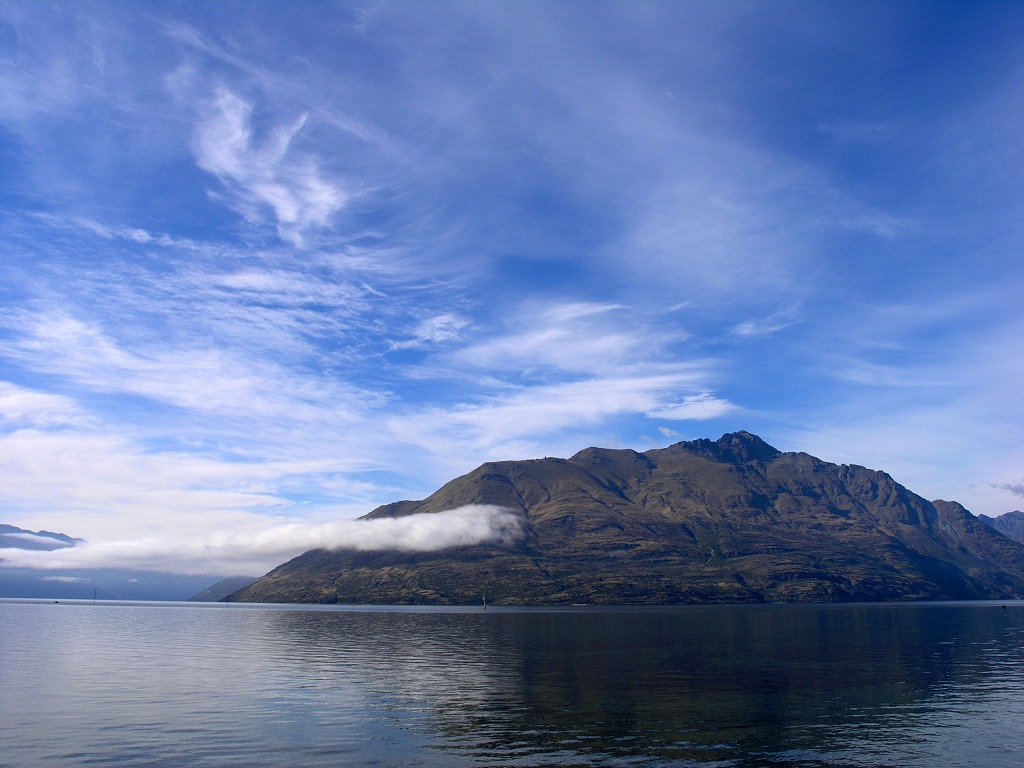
left=1, top=1, right=1023, bottom=576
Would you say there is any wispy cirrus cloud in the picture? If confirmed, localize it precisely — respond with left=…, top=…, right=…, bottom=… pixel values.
left=0, top=382, right=92, bottom=429
left=451, top=302, right=642, bottom=377
left=0, top=311, right=379, bottom=424
left=193, top=88, right=348, bottom=246
left=390, top=313, right=471, bottom=350
left=388, top=371, right=721, bottom=462
left=64, top=216, right=178, bottom=246
left=732, top=306, right=801, bottom=338
left=647, top=392, right=736, bottom=421
left=383, top=298, right=733, bottom=465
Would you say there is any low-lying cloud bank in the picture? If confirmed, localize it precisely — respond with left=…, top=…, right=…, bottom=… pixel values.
left=0, top=505, right=523, bottom=577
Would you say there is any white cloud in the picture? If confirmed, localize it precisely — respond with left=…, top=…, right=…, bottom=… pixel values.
left=382, top=299, right=729, bottom=465
left=457, top=327, right=632, bottom=375
left=66, top=216, right=170, bottom=246
left=389, top=372, right=718, bottom=460
left=193, top=88, right=347, bottom=246
left=0, top=382, right=91, bottom=429
left=541, top=303, right=626, bottom=324
left=391, top=313, right=470, bottom=350
left=646, top=392, right=735, bottom=421
left=451, top=302, right=673, bottom=377
left=0, top=417, right=434, bottom=577
left=0, top=311, right=378, bottom=425
left=0, top=428, right=290, bottom=535
left=732, top=306, right=800, bottom=338
left=2, top=505, right=523, bottom=576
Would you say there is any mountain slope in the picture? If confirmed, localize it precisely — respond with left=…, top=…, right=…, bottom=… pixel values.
left=234, top=432, right=1024, bottom=604
left=978, top=510, right=1024, bottom=545
left=189, top=576, right=259, bottom=602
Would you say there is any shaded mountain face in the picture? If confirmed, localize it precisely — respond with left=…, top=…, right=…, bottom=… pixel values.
left=235, top=432, right=1024, bottom=605
left=978, top=511, right=1024, bottom=545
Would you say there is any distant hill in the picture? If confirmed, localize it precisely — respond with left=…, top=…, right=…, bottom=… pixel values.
left=0, top=523, right=232, bottom=601
left=978, top=511, right=1024, bottom=545
left=0, top=565, right=230, bottom=601
left=189, top=576, right=259, bottom=602
left=0, top=524, right=82, bottom=551
left=233, top=432, right=1024, bottom=605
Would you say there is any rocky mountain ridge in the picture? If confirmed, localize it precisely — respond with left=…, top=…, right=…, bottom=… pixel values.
left=979, top=510, right=1024, bottom=545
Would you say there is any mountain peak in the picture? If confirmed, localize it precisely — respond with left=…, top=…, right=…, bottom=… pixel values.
left=674, top=431, right=781, bottom=464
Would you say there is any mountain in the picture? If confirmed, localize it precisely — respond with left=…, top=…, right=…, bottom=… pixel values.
left=0, top=524, right=83, bottom=551
left=189, top=576, right=259, bottom=602
left=233, top=432, right=1024, bottom=605
left=978, top=511, right=1024, bottom=545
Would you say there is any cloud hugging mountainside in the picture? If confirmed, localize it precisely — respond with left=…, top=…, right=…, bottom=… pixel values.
left=234, top=432, right=1024, bottom=605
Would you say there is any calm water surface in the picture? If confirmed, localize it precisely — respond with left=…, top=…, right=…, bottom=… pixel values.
left=2, top=600, right=1023, bottom=767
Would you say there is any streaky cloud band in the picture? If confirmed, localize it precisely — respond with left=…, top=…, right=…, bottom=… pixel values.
left=0, top=505, right=524, bottom=576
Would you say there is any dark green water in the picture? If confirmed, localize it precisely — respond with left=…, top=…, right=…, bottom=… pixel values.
left=2, top=600, right=1023, bottom=767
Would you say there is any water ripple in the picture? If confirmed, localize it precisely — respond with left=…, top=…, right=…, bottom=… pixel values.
left=3, top=601, right=1024, bottom=767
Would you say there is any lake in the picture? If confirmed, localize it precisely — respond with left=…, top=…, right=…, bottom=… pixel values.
left=2, top=600, right=1023, bottom=767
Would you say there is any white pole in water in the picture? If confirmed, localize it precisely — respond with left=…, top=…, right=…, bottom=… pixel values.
left=93, top=588, right=97, bottom=606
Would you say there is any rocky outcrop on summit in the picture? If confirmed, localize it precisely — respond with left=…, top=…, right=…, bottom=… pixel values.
left=234, top=432, right=1024, bottom=605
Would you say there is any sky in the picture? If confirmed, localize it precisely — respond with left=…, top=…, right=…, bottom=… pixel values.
left=1, top=0, right=1023, bottom=578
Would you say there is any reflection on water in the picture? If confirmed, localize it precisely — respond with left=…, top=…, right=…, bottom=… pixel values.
left=2, top=601, right=1023, bottom=767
